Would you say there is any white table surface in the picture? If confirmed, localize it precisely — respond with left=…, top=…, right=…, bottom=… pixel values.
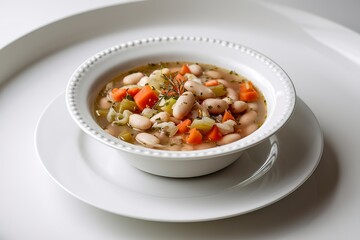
left=2, top=0, right=360, bottom=49
left=1, top=0, right=360, bottom=239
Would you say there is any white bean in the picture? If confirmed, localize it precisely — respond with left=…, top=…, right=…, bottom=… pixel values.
left=247, top=102, right=259, bottom=112
left=152, top=122, right=178, bottom=137
left=231, top=101, right=248, bottom=114
left=169, top=135, right=183, bottom=145
left=169, top=116, right=181, bottom=124
left=188, top=109, right=200, bottom=120
left=194, top=142, right=217, bottom=150
left=239, top=110, right=258, bottom=125
left=123, top=72, right=144, bottom=85
left=241, top=123, right=258, bottom=137
left=172, top=91, right=196, bottom=120
left=217, top=133, right=242, bottom=145
left=98, top=97, right=111, bottom=109
left=205, top=70, right=222, bottom=79
left=129, top=114, right=152, bottom=130
left=137, top=76, right=149, bottom=87
left=150, top=68, right=170, bottom=77
left=184, top=80, right=215, bottom=100
left=154, top=131, right=169, bottom=145
left=217, top=79, right=239, bottom=89
left=141, top=108, right=157, bottom=118
left=184, top=73, right=202, bottom=84
left=226, top=87, right=239, bottom=101
left=150, top=112, right=170, bottom=123
left=181, top=144, right=195, bottom=151
left=217, top=79, right=239, bottom=101
left=135, top=133, right=160, bottom=148
left=202, top=98, right=229, bottom=114
left=188, top=64, right=203, bottom=76
left=222, top=96, right=234, bottom=105
left=216, top=120, right=236, bottom=135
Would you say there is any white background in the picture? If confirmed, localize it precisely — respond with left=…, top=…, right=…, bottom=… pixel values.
left=2, top=0, right=360, bottom=48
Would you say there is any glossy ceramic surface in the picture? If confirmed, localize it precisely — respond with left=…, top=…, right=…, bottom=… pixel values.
left=36, top=94, right=321, bottom=222
left=65, top=36, right=296, bottom=177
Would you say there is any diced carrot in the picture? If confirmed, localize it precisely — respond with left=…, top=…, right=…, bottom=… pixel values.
left=133, top=85, right=159, bottom=110
left=206, top=125, right=222, bottom=141
left=175, top=73, right=187, bottom=82
left=240, top=81, right=254, bottom=92
left=179, top=64, right=191, bottom=75
left=204, top=80, right=219, bottom=87
left=240, top=91, right=258, bottom=102
left=239, top=81, right=259, bottom=102
left=177, top=119, right=192, bottom=133
left=111, top=88, right=127, bottom=102
left=222, top=110, right=235, bottom=122
left=127, top=87, right=141, bottom=97
left=186, top=128, right=203, bottom=144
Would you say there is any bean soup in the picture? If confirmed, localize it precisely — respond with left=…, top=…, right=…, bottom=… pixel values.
left=94, top=62, right=267, bottom=151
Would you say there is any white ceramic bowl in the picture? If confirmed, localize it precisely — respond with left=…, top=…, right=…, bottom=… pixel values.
left=66, top=36, right=296, bottom=178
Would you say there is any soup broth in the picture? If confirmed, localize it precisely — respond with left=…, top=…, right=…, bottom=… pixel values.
left=94, top=62, right=267, bottom=151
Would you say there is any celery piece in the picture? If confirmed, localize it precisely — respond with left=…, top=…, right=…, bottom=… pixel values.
left=148, top=70, right=167, bottom=91
left=117, top=99, right=137, bottom=113
left=141, top=108, right=158, bottom=118
left=160, top=98, right=177, bottom=114
left=153, top=121, right=178, bottom=137
left=118, top=131, right=133, bottom=143
left=210, top=84, right=227, bottom=97
left=190, top=117, right=215, bottom=133
left=106, top=107, right=117, bottom=122
left=113, top=110, right=132, bottom=125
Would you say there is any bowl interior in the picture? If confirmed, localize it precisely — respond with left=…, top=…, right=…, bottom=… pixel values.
left=66, top=37, right=296, bottom=159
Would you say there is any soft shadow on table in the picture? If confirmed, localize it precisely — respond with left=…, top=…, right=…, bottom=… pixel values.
left=62, top=136, right=338, bottom=239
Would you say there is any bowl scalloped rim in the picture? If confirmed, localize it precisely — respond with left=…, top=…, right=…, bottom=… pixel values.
left=66, top=36, right=296, bottom=160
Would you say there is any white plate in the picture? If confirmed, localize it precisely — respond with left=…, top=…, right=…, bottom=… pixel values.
left=35, top=94, right=323, bottom=222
